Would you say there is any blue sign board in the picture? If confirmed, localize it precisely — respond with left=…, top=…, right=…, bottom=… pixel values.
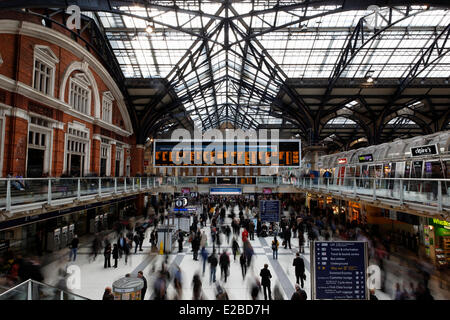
left=312, top=241, right=368, bottom=300
left=259, top=200, right=280, bottom=222
left=210, top=187, right=242, bottom=195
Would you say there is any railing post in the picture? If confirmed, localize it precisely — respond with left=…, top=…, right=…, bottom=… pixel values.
left=77, top=179, right=81, bottom=200
left=309, top=178, right=312, bottom=190
left=124, top=178, right=127, bottom=192
left=147, top=177, right=150, bottom=189
left=399, top=179, right=404, bottom=205
left=6, top=179, right=11, bottom=211
left=27, top=280, right=32, bottom=300
left=353, top=177, right=357, bottom=196
left=132, top=178, right=135, bottom=191
left=438, top=180, right=443, bottom=211
left=114, top=178, right=117, bottom=194
left=98, top=178, right=102, bottom=197
left=152, top=177, right=155, bottom=188
left=372, top=179, right=376, bottom=201
left=326, top=177, right=329, bottom=191
left=47, top=179, right=52, bottom=206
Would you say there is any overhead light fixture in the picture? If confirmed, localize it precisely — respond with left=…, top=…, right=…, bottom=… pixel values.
left=365, top=70, right=374, bottom=83
left=145, top=24, right=154, bottom=34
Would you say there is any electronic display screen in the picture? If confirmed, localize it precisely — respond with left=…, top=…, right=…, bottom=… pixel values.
left=153, top=140, right=301, bottom=167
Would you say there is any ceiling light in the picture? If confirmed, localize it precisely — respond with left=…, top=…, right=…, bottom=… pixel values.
left=365, top=70, right=374, bottom=83
left=145, top=24, right=154, bottom=34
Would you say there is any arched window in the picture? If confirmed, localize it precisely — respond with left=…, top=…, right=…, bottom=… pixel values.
left=102, top=91, right=114, bottom=123
left=69, top=73, right=91, bottom=115
left=32, top=45, right=59, bottom=96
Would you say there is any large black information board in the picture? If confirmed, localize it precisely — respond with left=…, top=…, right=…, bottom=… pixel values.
left=259, top=200, right=280, bottom=222
left=311, top=241, right=368, bottom=300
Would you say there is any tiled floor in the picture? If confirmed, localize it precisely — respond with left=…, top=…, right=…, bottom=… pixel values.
left=41, top=205, right=390, bottom=300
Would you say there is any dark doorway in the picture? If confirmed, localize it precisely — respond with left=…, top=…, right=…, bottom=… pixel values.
left=27, top=148, right=44, bottom=177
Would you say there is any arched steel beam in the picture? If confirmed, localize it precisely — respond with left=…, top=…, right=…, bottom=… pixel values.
left=325, top=7, right=433, bottom=97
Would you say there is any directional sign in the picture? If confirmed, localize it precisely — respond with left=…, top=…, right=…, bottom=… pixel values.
left=311, top=241, right=368, bottom=300
left=259, top=200, right=280, bottom=222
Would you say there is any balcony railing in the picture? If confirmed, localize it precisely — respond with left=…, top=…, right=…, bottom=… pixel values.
left=0, top=176, right=448, bottom=215
left=294, top=177, right=449, bottom=212
left=0, top=279, right=88, bottom=300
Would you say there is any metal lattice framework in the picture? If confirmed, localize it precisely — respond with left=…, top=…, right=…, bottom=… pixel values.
left=1, top=0, right=450, bottom=147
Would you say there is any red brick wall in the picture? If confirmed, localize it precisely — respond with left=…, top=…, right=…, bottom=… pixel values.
left=0, top=14, right=137, bottom=177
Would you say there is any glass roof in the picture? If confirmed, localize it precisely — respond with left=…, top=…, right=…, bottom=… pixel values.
left=85, top=1, right=450, bottom=130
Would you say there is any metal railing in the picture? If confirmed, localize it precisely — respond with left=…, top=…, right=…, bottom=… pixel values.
left=294, top=176, right=450, bottom=212
left=0, top=279, right=88, bottom=300
left=1, top=176, right=449, bottom=214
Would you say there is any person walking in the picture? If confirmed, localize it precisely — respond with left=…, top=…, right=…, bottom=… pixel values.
left=123, top=238, right=131, bottom=265
left=260, top=264, right=272, bottom=300
left=192, top=274, right=203, bottom=300
left=293, top=252, right=305, bottom=288
left=138, top=228, right=145, bottom=251
left=104, top=242, right=112, bottom=268
left=271, top=236, right=279, bottom=260
left=240, top=253, right=247, bottom=279
left=137, top=271, right=147, bottom=300
left=69, top=235, right=79, bottom=261
left=298, top=231, right=305, bottom=254
left=192, top=233, right=200, bottom=261
left=201, top=247, right=209, bottom=276
left=225, top=225, right=231, bottom=244
left=219, top=250, right=230, bottom=283
left=208, top=250, right=218, bottom=284
left=291, top=284, right=307, bottom=300
left=102, top=287, right=114, bottom=300
left=232, top=237, right=240, bottom=261
left=91, top=235, right=100, bottom=262
left=284, top=227, right=292, bottom=249
left=178, top=230, right=184, bottom=253
left=112, top=244, right=119, bottom=268
left=117, top=234, right=126, bottom=259
left=133, top=233, right=140, bottom=254
left=249, top=220, right=255, bottom=240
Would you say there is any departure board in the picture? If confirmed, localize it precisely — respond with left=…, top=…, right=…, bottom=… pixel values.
left=153, top=140, right=301, bottom=167
left=259, top=200, right=280, bottom=222
left=312, top=241, right=368, bottom=300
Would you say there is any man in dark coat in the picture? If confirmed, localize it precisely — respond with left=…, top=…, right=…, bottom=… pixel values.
left=219, top=250, right=230, bottom=283
left=293, top=252, right=305, bottom=288
left=192, top=234, right=200, bottom=261
left=178, top=229, right=184, bottom=253
left=138, top=271, right=147, bottom=300
left=284, top=227, right=292, bottom=249
left=259, top=264, right=272, bottom=300
left=291, top=284, right=307, bottom=300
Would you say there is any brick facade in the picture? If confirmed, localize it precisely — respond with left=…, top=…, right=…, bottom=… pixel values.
left=0, top=12, right=138, bottom=178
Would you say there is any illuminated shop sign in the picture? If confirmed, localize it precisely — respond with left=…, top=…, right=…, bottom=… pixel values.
left=358, top=154, right=373, bottom=163
left=337, top=158, right=347, bottom=164
left=411, top=144, right=438, bottom=157
left=430, top=218, right=450, bottom=228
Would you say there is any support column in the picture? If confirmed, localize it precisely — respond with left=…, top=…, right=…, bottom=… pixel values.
left=111, top=142, right=116, bottom=177
left=131, top=144, right=145, bottom=176
left=92, top=135, right=101, bottom=176
left=6, top=108, right=29, bottom=176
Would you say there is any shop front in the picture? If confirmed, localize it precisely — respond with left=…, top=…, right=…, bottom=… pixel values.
left=424, top=218, right=450, bottom=269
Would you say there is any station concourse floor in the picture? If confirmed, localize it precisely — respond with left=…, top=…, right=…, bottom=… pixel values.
left=41, top=205, right=392, bottom=300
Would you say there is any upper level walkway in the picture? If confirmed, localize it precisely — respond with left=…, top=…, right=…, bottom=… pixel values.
left=0, top=176, right=448, bottom=224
